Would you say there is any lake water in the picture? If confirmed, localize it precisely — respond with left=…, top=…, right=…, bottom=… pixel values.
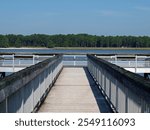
left=0, top=48, right=150, bottom=54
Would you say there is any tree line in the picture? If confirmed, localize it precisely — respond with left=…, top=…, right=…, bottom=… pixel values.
left=0, top=34, right=150, bottom=48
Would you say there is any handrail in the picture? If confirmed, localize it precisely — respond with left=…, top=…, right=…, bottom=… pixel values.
left=87, top=54, right=150, bottom=113
left=0, top=55, right=63, bottom=112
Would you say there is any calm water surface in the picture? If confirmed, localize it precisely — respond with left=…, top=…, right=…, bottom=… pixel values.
left=0, top=48, right=150, bottom=54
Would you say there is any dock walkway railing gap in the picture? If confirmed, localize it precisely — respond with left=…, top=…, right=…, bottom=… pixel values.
left=87, top=54, right=150, bottom=113
left=0, top=55, right=63, bottom=113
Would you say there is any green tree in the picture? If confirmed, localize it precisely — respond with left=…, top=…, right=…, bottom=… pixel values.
left=15, top=38, right=22, bottom=47
left=0, top=35, right=9, bottom=47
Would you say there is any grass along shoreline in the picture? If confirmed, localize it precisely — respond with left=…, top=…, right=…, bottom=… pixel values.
left=53, top=47, right=150, bottom=50
left=0, top=47, right=150, bottom=50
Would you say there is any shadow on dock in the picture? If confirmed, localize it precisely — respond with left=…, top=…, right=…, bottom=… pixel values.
left=83, top=67, right=113, bottom=113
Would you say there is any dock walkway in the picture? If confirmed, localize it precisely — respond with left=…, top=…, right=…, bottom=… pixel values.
left=38, top=67, right=111, bottom=113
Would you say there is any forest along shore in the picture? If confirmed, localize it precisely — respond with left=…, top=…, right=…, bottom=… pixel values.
left=1, top=34, right=150, bottom=48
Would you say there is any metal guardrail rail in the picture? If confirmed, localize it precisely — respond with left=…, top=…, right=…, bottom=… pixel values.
left=87, top=54, right=150, bottom=113
left=0, top=55, right=54, bottom=72
left=97, top=55, right=150, bottom=73
left=0, top=55, right=63, bottom=112
left=0, top=54, right=87, bottom=73
left=63, top=55, right=87, bottom=67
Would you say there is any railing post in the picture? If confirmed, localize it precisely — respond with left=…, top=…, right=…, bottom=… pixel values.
left=33, top=55, right=35, bottom=65
left=12, top=54, right=15, bottom=72
left=115, top=55, right=117, bottom=64
left=135, top=55, right=137, bottom=73
left=74, top=56, right=76, bottom=66
left=129, top=61, right=131, bottom=67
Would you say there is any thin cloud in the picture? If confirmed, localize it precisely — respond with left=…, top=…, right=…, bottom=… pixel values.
left=135, top=6, right=150, bottom=11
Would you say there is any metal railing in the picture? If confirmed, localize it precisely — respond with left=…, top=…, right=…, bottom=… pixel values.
left=97, top=55, right=150, bottom=73
left=0, top=55, right=54, bottom=72
left=0, top=55, right=63, bottom=113
left=63, top=55, right=87, bottom=67
left=87, top=54, right=150, bottom=113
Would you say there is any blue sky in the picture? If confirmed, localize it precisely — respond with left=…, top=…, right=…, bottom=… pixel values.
left=0, top=0, right=150, bottom=36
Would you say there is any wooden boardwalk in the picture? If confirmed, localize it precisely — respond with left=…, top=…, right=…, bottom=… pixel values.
left=38, top=67, right=111, bottom=113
